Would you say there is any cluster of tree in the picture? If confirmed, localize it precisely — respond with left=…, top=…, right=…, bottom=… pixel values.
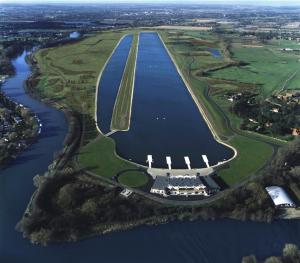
left=0, top=91, right=38, bottom=130
left=41, top=36, right=84, bottom=49
left=259, top=138, right=300, bottom=188
left=242, top=243, right=300, bottom=263
left=0, top=39, right=37, bottom=76
left=232, top=93, right=300, bottom=136
left=4, top=21, right=66, bottom=30
left=2, top=41, right=25, bottom=59
left=0, top=92, right=39, bottom=164
left=232, top=92, right=259, bottom=118
left=254, top=32, right=279, bottom=43
left=17, top=159, right=278, bottom=245
left=0, top=57, right=15, bottom=76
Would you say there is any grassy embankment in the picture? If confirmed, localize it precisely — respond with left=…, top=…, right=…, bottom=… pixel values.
left=110, top=33, right=139, bottom=131
left=34, top=30, right=148, bottom=187
left=159, top=30, right=288, bottom=185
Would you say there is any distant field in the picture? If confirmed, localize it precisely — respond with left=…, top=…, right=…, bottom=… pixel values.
left=210, top=43, right=300, bottom=97
left=154, top=25, right=212, bottom=31
left=285, top=71, right=300, bottom=90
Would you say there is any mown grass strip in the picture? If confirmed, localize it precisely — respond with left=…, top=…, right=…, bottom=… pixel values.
left=110, top=34, right=139, bottom=131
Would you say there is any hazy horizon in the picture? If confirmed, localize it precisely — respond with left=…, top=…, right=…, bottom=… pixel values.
left=1, top=0, right=300, bottom=6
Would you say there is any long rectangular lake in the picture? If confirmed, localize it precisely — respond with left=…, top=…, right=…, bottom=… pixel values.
left=110, top=32, right=233, bottom=168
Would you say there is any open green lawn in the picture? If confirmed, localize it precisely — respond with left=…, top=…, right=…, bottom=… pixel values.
left=110, top=33, right=138, bottom=131
left=78, top=135, right=139, bottom=178
left=285, top=70, right=300, bottom=90
left=118, top=171, right=149, bottom=188
left=218, top=135, right=274, bottom=185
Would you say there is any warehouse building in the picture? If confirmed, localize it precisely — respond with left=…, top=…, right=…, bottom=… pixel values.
left=265, top=186, right=296, bottom=208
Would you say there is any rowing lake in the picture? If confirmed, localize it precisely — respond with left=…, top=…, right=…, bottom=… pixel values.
left=97, top=34, right=133, bottom=134
left=97, top=32, right=234, bottom=168
left=1, top=43, right=300, bottom=263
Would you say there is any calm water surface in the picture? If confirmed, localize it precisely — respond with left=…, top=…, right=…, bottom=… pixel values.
left=208, top=48, right=222, bottom=58
left=97, top=34, right=133, bottom=134
left=1, top=46, right=300, bottom=263
left=111, top=32, right=232, bottom=168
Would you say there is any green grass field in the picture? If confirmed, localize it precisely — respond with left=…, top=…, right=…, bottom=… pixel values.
left=110, top=33, right=138, bottom=131
left=118, top=171, right=149, bottom=188
left=78, top=135, right=139, bottom=178
left=210, top=44, right=300, bottom=97
left=218, top=135, right=274, bottom=185
left=285, top=70, right=300, bottom=90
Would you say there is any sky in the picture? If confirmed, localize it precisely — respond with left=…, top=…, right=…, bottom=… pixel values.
left=0, top=0, right=300, bottom=5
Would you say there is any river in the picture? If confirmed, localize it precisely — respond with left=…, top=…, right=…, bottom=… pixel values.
left=1, top=48, right=300, bottom=263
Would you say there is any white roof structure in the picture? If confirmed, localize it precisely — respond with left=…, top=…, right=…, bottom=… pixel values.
left=120, top=188, right=132, bottom=198
left=265, top=186, right=296, bottom=207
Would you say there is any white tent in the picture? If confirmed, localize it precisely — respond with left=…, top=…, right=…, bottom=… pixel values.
left=265, top=186, right=296, bottom=208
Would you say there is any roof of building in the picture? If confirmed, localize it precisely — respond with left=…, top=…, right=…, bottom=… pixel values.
left=151, top=175, right=205, bottom=191
left=265, top=186, right=295, bottom=207
left=201, top=176, right=220, bottom=189
left=151, top=176, right=169, bottom=191
left=169, top=176, right=204, bottom=188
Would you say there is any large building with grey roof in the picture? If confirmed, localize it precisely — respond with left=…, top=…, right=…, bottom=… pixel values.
left=150, top=174, right=220, bottom=197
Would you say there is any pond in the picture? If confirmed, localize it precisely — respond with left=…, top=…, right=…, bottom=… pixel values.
left=208, top=48, right=222, bottom=58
